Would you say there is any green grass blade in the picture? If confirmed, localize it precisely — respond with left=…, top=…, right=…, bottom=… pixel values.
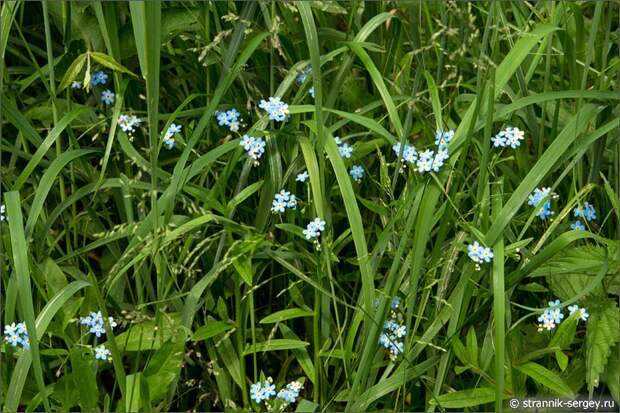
left=4, top=191, right=50, bottom=412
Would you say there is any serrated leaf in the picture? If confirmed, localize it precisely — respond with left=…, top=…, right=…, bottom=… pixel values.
left=586, top=300, right=620, bottom=394
left=530, top=245, right=618, bottom=277
left=602, top=345, right=619, bottom=402
left=531, top=245, right=618, bottom=301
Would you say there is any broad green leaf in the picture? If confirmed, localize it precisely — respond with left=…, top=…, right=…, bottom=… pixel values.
left=112, top=316, right=181, bottom=351
left=279, top=324, right=316, bottom=384
left=70, top=347, right=98, bottom=411
left=144, top=339, right=185, bottom=403
left=260, top=308, right=314, bottom=324
left=58, top=53, right=87, bottom=91
left=243, top=339, right=309, bottom=355
left=514, top=362, right=575, bottom=396
left=429, top=387, right=496, bottom=409
left=125, top=373, right=143, bottom=412
left=192, top=321, right=234, bottom=341
left=586, top=300, right=620, bottom=394
left=296, top=399, right=319, bottom=412
left=549, top=314, right=579, bottom=350
left=90, top=51, right=136, bottom=76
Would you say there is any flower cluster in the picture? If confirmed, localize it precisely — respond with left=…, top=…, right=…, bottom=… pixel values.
left=79, top=311, right=117, bottom=361
left=118, top=114, right=142, bottom=135
left=349, top=165, right=364, bottom=182
left=435, top=130, right=454, bottom=150
left=250, top=377, right=304, bottom=408
left=537, top=300, right=589, bottom=332
left=3, top=322, right=29, bottom=350
left=491, top=126, right=525, bottom=148
left=528, top=187, right=559, bottom=220
left=240, top=135, right=266, bottom=163
left=277, top=380, right=303, bottom=403
left=392, top=129, right=453, bottom=173
left=162, top=123, right=182, bottom=149
left=392, top=142, right=418, bottom=164
left=79, top=311, right=117, bottom=338
left=303, top=218, right=326, bottom=241
left=537, top=299, right=563, bottom=331
left=101, top=89, right=115, bottom=105
left=259, top=97, right=289, bottom=122
left=467, top=241, right=494, bottom=270
left=271, top=190, right=297, bottom=213
left=334, top=137, right=353, bottom=158
left=571, top=201, right=596, bottom=230
left=568, top=305, right=590, bottom=322
left=90, top=70, right=108, bottom=87
left=250, top=377, right=277, bottom=404
left=216, top=108, right=241, bottom=132
left=378, top=297, right=406, bottom=361
left=296, top=170, right=309, bottom=182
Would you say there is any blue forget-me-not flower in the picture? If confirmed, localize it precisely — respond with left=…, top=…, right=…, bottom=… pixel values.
left=95, top=344, right=111, bottom=361
left=303, top=218, right=326, bottom=241
left=568, top=305, right=589, bottom=322
left=101, top=89, right=115, bottom=105
left=296, top=171, right=309, bottom=182
left=277, top=380, right=303, bottom=404
left=271, top=190, right=297, bottom=213
left=350, top=165, right=364, bottom=182
left=91, top=70, right=108, bottom=87
left=259, top=97, right=289, bottom=122
left=3, top=322, right=29, bottom=350
left=528, top=187, right=558, bottom=220
left=250, top=377, right=276, bottom=404
left=467, top=241, right=494, bottom=270
left=216, top=109, right=241, bottom=132
left=492, top=126, right=525, bottom=149
left=162, top=123, right=182, bottom=149
left=240, top=135, right=266, bottom=163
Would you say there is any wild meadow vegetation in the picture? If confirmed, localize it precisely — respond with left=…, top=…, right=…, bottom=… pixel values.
left=0, top=1, right=619, bottom=411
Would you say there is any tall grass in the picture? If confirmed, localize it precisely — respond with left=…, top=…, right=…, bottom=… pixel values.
left=1, top=1, right=619, bottom=412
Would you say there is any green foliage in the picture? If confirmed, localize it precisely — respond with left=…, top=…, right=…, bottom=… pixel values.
left=586, top=301, right=620, bottom=395
left=1, top=1, right=618, bottom=412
